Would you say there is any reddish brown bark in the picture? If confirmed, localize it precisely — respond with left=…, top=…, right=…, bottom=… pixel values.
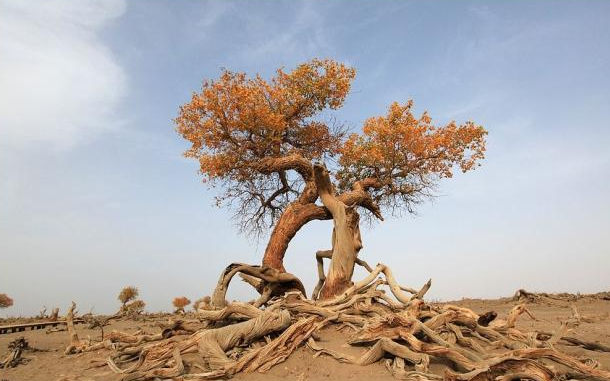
left=262, top=203, right=326, bottom=271
left=262, top=186, right=379, bottom=275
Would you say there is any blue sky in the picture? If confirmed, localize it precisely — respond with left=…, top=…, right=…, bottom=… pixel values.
left=1, top=0, right=609, bottom=316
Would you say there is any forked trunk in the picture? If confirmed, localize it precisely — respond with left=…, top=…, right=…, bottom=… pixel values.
left=318, top=208, right=362, bottom=298
left=313, top=164, right=363, bottom=299
left=261, top=176, right=378, bottom=274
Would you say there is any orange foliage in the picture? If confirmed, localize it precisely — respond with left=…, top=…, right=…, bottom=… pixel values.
left=175, top=59, right=487, bottom=233
left=338, top=101, right=487, bottom=210
left=172, top=296, right=191, bottom=309
left=176, top=58, right=354, bottom=182
left=0, top=293, right=13, bottom=308
left=118, top=286, right=139, bottom=305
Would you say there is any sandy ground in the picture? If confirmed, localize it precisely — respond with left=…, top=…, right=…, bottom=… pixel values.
left=1, top=296, right=609, bottom=381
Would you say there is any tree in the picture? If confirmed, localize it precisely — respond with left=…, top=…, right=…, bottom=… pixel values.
left=0, top=293, right=13, bottom=309
left=117, top=286, right=146, bottom=316
left=172, top=296, right=191, bottom=313
left=118, top=286, right=139, bottom=307
left=176, top=59, right=487, bottom=298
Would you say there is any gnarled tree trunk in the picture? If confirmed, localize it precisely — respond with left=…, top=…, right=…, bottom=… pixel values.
left=313, top=164, right=363, bottom=299
left=261, top=203, right=323, bottom=271
left=261, top=171, right=380, bottom=274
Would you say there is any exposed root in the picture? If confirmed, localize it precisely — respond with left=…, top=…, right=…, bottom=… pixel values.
left=49, top=307, right=60, bottom=322
left=385, top=357, right=442, bottom=380
left=64, top=302, right=116, bottom=355
left=1, top=337, right=32, bottom=368
left=493, top=302, right=536, bottom=328
left=444, top=357, right=555, bottom=381
left=64, top=264, right=610, bottom=381
left=211, top=262, right=305, bottom=308
left=196, top=301, right=262, bottom=321
left=560, top=336, right=610, bottom=352
left=236, top=315, right=320, bottom=373
left=65, top=301, right=92, bottom=354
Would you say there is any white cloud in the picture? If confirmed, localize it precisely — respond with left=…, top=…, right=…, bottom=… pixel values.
left=0, top=0, right=127, bottom=149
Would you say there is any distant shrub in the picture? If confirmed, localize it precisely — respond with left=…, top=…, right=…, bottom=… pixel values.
left=172, top=297, right=191, bottom=313
left=118, top=286, right=139, bottom=305
left=193, top=295, right=211, bottom=311
left=125, top=299, right=146, bottom=314
left=0, top=293, right=13, bottom=309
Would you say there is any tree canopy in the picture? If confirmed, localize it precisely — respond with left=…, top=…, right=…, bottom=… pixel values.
left=176, top=59, right=486, bottom=238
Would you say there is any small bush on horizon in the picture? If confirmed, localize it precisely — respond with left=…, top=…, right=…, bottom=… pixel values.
left=172, top=297, right=191, bottom=313
left=0, top=293, right=14, bottom=309
left=125, top=299, right=146, bottom=314
left=193, top=296, right=211, bottom=311
left=118, top=286, right=139, bottom=306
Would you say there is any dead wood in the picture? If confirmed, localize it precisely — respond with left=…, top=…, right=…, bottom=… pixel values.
left=106, top=308, right=292, bottom=379
left=64, top=302, right=116, bottom=355
left=494, top=302, right=536, bottom=328
left=536, top=331, right=610, bottom=353
left=513, top=289, right=610, bottom=305
left=235, top=315, right=320, bottom=373
left=55, top=262, right=610, bottom=381
left=0, top=337, right=31, bottom=368
left=444, top=357, right=555, bottom=381
left=49, top=307, right=60, bottom=321
left=561, top=336, right=610, bottom=352
left=210, top=262, right=305, bottom=308
left=385, top=357, right=442, bottom=380
left=310, top=336, right=431, bottom=372
left=197, top=301, right=262, bottom=321
left=65, top=301, right=91, bottom=354
left=503, top=347, right=610, bottom=379
left=37, top=306, right=48, bottom=319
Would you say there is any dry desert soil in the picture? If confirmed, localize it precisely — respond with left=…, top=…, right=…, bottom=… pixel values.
left=1, top=296, right=609, bottom=381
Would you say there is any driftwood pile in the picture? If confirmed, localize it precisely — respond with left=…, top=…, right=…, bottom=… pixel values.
left=61, top=263, right=610, bottom=381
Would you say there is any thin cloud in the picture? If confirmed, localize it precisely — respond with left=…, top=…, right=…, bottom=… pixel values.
left=239, top=2, right=331, bottom=63
left=0, top=0, right=127, bottom=149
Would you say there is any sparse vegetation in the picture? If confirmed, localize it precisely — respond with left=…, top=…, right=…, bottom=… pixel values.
left=3, top=59, right=604, bottom=381
left=81, top=267, right=610, bottom=381
left=118, top=286, right=139, bottom=306
left=193, top=296, right=211, bottom=311
left=123, top=299, right=145, bottom=315
left=117, top=286, right=145, bottom=316
left=0, top=293, right=14, bottom=309
left=172, top=296, right=191, bottom=314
